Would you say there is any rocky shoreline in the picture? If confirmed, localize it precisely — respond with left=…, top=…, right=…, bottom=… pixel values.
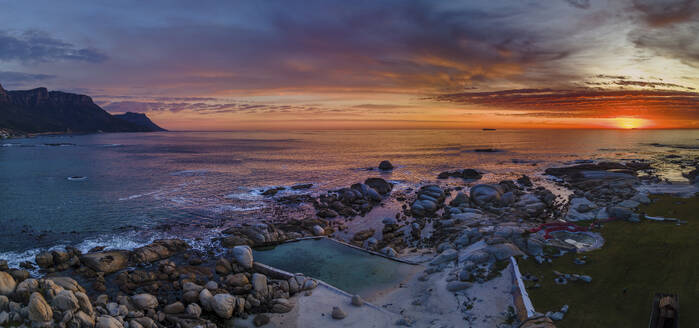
left=0, top=158, right=697, bottom=327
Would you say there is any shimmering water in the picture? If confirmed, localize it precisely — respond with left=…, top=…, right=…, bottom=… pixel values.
left=0, top=129, right=697, bottom=262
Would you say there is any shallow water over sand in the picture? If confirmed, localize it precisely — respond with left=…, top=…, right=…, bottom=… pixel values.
left=252, top=238, right=420, bottom=297
left=0, top=129, right=697, bottom=260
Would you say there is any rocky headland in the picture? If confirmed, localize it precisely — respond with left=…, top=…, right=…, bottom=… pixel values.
left=0, top=84, right=165, bottom=135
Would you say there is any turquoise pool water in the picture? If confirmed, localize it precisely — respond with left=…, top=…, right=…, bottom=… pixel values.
left=252, top=238, right=420, bottom=297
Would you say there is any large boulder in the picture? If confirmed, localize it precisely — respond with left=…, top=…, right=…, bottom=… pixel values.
left=430, top=249, right=458, bottom=266
left=251, top=273, right=268, bottom=297
left=131, top=239, right=189, bottom=264
left=515, top=193, right=546, bottom=216
left=96, top=315, right=124, bottom=328
left=75, top=291, right=94, bottom=315
left=47, top=276, right=85, bottom=293
left=28, top=292, right=53, bottom=322
left=211, top=293, right=236, bottom=319
left=52, top=290, right=79, bottom=311
left=565, top=197, right=598, bottom=221
left=470, top=184, right=503, bottom=207
left=0, top=272, right=16, bottom=296
left=233, top=245, right=254, bottom=269
left=484, top=243, right=524, bottom=260
left=80, top=250, right=130, bottom=273
left=14, top=278, right=39, bottom=302
left=132, top=293, right=158, bottom=310
left=35, top=251, right=54, bottom=269
left=74, top=311, right=96, bottom=327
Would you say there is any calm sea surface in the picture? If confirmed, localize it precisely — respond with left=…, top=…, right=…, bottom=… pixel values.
left=1, top=129, right=697, bottom=264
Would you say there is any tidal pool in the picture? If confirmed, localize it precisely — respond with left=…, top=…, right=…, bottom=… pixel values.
left=252, top=238, right=420, bottom=298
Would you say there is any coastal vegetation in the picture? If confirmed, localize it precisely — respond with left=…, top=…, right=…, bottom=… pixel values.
left=520, top=194, right=699, bottom=327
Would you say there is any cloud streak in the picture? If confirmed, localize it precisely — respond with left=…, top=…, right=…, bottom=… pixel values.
left=432, top=88, right=699, bottom=119
left=0, top=30, right=108, bottom=63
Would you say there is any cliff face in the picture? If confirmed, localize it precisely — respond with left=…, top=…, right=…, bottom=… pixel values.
left=0, top=84, right=165, bottom=133
left=0, top=84, right=10, bottom=103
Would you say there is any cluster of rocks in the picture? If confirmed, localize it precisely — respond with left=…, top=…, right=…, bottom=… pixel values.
left=464, top=182, right=557, bottom=220
left=219, top=222, right=297, bottom=248
left=552, top=271, right=591, bottom=285
left=410, top=185, right=446, bottom=218
left=313, top=178, right=393, bottom=219
left=0, top=274, right=99, bottom=328
left=437, top=169, right=482, bottom=180
left=548, top=162, right=654, bottom=222
left=419, top=220, right=529, bottom=291
left=545, top=304, right=569, bottom=321
left=1, top=241, right=318, bottom=327
left=260, top=183, right=313, bottom=197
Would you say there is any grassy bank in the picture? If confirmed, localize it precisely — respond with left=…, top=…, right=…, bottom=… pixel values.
left=519, top=194, right=699, bottom=328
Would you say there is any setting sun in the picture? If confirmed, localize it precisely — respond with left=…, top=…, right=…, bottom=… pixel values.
left=611, top=117, right=648, bottom=129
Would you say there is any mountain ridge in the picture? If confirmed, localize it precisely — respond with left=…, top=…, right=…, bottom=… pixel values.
left=0, top=83, right=165, bottom=134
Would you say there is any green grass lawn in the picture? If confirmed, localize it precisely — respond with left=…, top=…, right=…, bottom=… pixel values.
left=518, top=195, right=699, bottom=328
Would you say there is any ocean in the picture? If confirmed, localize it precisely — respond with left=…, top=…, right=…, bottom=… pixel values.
left=1, top=129, right=697, bottom=266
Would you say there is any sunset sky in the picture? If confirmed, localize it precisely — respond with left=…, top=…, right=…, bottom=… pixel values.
left=0, top=0, right=697, bottom=129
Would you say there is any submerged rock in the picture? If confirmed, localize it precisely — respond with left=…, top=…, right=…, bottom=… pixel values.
left=378, top=160, right=394, bottom=171
left=132, top=293, right=158, bottom=310
left=438, top=169, right=482, bottom=180
left=364, top=178, right=392, bottom=195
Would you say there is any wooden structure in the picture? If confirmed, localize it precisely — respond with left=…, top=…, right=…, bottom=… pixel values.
left=649, top=293, right=679, bottom=328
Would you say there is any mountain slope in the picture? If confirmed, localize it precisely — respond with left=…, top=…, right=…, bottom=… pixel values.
left=113, top=112, right=167, bottom=132
left=0, top=83, right=166, bottom=133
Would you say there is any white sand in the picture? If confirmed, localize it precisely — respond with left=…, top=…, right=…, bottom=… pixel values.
left=370, top=261, right=515, bottom=328
left=228, top=284, right=401, bottom=328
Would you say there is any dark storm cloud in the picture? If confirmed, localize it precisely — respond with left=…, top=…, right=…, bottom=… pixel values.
left=0, top=30, right=108, bottom=63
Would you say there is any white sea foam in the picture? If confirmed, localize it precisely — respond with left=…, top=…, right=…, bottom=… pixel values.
left=209, top=204, right=265, bottom=214
left=0, top=229, right=221, bottom=276
left=224, top=190, right=264, bottom=201
left=118, top=190, right=160, bottom=201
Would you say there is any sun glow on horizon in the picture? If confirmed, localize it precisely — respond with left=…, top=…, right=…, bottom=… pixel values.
left=610, top=117, right=649, bottom=129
